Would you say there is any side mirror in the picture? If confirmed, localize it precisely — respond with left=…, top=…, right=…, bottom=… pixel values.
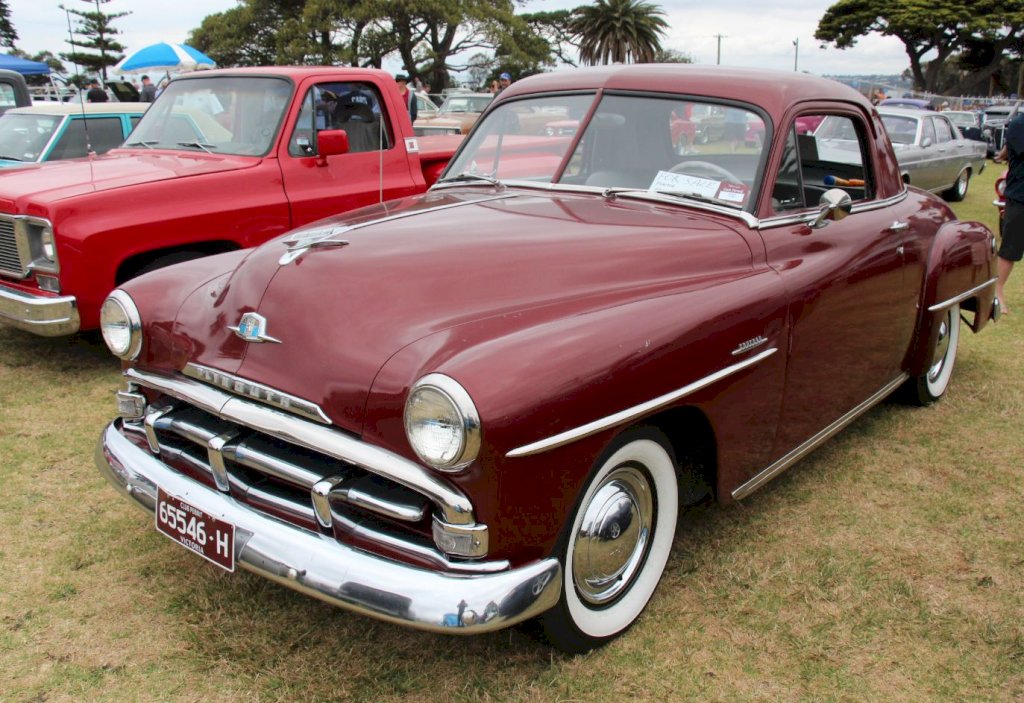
left=315, top=129, right=349, bottom=165
left=810, top=188, right=853, bottom=229
left=921, top=136, right=933, bottom=148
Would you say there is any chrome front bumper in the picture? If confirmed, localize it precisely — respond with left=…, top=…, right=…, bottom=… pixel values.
left=95, top=421, right=562, bottom=634
left=0, top=283, right=79, bottom=336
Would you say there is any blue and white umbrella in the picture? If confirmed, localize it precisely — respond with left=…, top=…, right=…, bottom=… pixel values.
left=113, top=43, right=216, bottom=74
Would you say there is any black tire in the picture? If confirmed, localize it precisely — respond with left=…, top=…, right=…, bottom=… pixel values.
left=903, top=304, right=960, bottom=406
left=943, top=169, right=970, bottom=202
left=540, top=426, right=679, bottom=653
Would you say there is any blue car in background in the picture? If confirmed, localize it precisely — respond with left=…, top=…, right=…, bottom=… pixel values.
left=0, top=102, right=149, bottom=167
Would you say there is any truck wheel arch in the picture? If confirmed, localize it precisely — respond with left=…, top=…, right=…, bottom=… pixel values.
left=115, top=241, right=242, bottom=284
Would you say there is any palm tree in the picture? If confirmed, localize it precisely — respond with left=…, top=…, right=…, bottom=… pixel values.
left=570, top=0, right=669, bottom=66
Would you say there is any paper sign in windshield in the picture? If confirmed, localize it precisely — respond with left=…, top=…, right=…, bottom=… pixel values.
left=649, top=170, right=720, bottom=198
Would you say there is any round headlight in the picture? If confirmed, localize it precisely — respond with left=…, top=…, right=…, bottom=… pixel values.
left=404, top=373, right=480, bottom=471
left=100, top=290, right=142, bottom=360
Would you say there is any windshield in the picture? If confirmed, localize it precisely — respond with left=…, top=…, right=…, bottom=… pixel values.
left=0, top=113, right=62, bottom=161
left=440, top=96, right=493, bottom=114
left=879, top=114, right=919, bottom=145
left=444, top=93, right=767, bottom=210
left=127, top=76, right=292, bottom=156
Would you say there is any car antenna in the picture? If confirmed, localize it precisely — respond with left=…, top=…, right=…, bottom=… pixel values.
left=64, top=8, right=95, bottom=162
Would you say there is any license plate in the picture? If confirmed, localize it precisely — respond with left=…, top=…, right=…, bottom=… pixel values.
left=155, top=487, right=235, bottom=572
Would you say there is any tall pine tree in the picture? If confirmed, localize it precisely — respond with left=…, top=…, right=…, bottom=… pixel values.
left=60, top=0, right=130, bottom=80
left=0, top=1, right=18, bottom=48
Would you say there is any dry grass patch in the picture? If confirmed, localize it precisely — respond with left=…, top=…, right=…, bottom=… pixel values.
left=1, top=165, right=1021, bottom=702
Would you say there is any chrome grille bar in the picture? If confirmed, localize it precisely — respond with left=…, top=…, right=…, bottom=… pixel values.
left=0, top=218, right=21, bottom=277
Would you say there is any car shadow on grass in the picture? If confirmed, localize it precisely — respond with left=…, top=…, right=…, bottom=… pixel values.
left=0, top=326, right=118, bottom=373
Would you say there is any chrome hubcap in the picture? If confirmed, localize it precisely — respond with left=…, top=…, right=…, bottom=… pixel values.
left=572, top=464, right=653, bottom=605
left=928, top=313, right=951, bottom=382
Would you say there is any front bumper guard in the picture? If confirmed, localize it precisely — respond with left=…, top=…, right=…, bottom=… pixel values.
left=95, top=421, right=562, bottom=634
left=0, top=284, right=79, bottom=336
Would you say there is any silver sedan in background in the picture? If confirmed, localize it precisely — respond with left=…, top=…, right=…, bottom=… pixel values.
left=878, top=107, right=987, bottom=201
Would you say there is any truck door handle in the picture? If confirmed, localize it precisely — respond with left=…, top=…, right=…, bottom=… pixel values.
left=887, top=221, right=909, bottom=233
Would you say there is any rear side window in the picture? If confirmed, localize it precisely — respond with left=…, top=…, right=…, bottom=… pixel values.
left=49, top=116, right=126, bottom=159
left=771, top=113, right=872, bottom=213
left=933, top=117, right=953, bottom=143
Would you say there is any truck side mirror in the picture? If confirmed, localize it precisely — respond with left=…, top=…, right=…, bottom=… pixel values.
left=921, top=136, right=933, bottom=148
left=316, top=129, right=349, bottom=165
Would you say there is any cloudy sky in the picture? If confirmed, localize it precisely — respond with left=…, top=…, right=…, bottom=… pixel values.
left=7, top=0, right=914, bottom=77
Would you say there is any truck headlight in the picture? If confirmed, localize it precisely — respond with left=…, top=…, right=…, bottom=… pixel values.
left=404, top=373, right=480, bottom=471
left=100, top=290, right=142, bottom=360
left=24, top=217, right=58, bottom=273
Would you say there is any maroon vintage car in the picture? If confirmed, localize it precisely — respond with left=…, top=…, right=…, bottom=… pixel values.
left=95, top=65, right=1000, bottom=652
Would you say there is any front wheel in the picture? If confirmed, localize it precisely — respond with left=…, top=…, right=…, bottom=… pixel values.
left=540, top=427, right=679, bottom=653
left=905, top=304, right=960, bottom=405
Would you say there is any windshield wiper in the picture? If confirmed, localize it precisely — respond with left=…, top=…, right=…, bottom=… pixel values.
left=601, top=187, right=726, bottom=207
left=176, top=141, right=217, bottom=153
left=436, top=172, right=503, bottom=188
left=124, top=139, right=157, bottom=149
left=0, top=155, right=24, bottom=161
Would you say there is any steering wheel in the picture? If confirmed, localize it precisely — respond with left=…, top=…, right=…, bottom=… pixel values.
left=669, top=160, right=742, bottom=184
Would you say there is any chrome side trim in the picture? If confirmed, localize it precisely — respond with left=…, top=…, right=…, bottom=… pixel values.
left=757, top=189, right=909, bottom=230
left=125, top=367, right=476, bottom=526
left=507, top=347, right=778, bottom=458
left=731, top=372, right=909, bottom=500
left=96, top=422, right=558, bottom=632
left=184, top=363, right=331, bottom=425
left=927, top=277, right=998, bottom=313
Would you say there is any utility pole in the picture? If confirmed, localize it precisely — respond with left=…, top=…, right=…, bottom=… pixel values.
left=714, top=34, right=726, bottom=65
left=793, top=38, right=799, bottom=72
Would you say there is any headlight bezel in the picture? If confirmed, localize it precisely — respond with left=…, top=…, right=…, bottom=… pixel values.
left=100, top=289, right=143, bottom=360
left=22, top=216, right=59, bottom=275
left=403, top=373, right=481, bottom=472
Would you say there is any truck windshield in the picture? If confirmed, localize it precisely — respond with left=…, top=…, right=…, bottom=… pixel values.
left=126, top=76, right=292, bottom=156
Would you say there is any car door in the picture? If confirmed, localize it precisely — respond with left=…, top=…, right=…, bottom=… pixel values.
left=276, top=79, right=420, bottom=227
left=760, top=111, right=920, bottom=457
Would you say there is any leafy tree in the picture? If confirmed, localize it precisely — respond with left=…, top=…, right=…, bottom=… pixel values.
left=190, top=0, right=303, bottom=66
left=815, top=0, right=1024, bottom=93
left=59, top=0, right=129, bottom=81
left=653, top=48, right=692, bottom=63
left=0, top=0, right=17, bottom=48
left=569, top=0, right=668, bottom=65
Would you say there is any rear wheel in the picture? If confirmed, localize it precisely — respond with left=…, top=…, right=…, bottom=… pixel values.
left=905, top=304, right=960, bottom=405
left=944, top=169, right=970, bottom=202
left=540, top=426, right=679, bottom=653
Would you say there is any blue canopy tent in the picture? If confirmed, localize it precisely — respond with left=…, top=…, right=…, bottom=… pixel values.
left=0, top=53, right=50, bottom=75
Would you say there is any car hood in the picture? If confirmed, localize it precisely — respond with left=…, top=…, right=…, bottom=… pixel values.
left=171, top=188, right=754, bottom=433
left=0, top=150, right=258, bottom=206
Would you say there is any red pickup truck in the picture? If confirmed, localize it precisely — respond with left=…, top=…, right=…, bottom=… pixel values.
left=0, top=66, right=459, bottom=336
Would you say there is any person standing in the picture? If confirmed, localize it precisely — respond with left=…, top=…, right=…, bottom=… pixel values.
left=86, top=79, right=108, bottom=103
left=995, top=112, right=1024, bottom=313
left=395, top=74, right=417, bottom=122
left=496, top=72, right=512, bottom=95
left=139, top=75, right=157, bottom=103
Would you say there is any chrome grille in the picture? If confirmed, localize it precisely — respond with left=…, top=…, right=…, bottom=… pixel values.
left=140, top=402, right=433, bottom=540
left=0, top=217, right=24, bottom=277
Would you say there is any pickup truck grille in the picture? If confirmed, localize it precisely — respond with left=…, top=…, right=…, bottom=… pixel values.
left=0, top=217, right=24, bottom=277
left=119, top=367, right=492, bottom=569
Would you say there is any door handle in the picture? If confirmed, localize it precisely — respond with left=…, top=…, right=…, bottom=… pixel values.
left=887, top=221, right=909, bottom=233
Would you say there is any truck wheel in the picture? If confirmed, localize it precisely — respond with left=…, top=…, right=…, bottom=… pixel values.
left=904, top=304, right=960, bottom=406
left=944, top=169, right=970, bottom=202
left=540, top=426, right=678, bottom=653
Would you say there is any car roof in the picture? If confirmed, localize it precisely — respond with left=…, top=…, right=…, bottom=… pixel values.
left=498, top=65, right=872, bottom=122
left=877, top=106, right=936, bottom=119
left=878, top=98, right=933, bottom=109
left=9, top=102, right=150, bottom=116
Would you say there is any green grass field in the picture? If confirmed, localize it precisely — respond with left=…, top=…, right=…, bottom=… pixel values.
left=1, top=165, right=1021, bottom=703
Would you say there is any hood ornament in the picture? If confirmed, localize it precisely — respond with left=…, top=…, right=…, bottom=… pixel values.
left=229, top=312, right=281, bottom=344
